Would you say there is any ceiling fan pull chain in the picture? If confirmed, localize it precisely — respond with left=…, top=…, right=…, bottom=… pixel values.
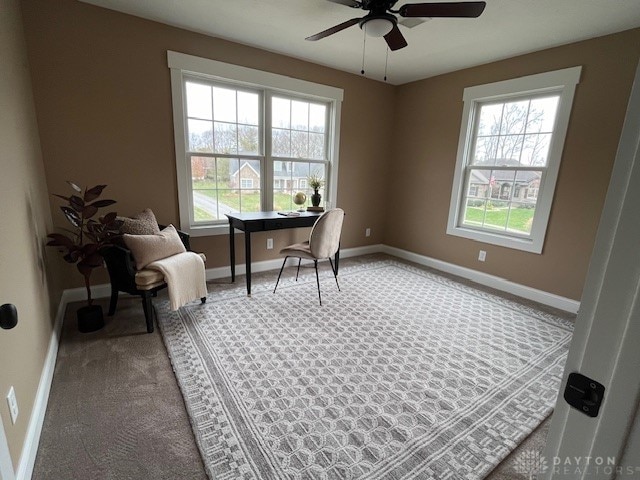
left=361, top=26, right=367, bottom=75
left=384, top=47, right=389, bottom=82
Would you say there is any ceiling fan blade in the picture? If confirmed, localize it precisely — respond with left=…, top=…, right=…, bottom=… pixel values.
left=326, top=0, right=361, bottom=7
left=399, top=1, right=486, bottom=18
left=384, top=24, right=408, bottom=51
left=305, top=18, right=361, bottom=41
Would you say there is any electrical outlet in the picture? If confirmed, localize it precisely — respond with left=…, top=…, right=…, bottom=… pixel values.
left=365, top=228, right=371, bottom=237
left=6, top=387, right=18, bottom=424
left=478, top=250, right=487, bottom=262
left=266, top=238, right=273, bottom=250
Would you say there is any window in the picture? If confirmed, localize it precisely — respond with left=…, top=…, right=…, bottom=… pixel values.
left=169, top=52, right=343, bottom=235
left=447, top=67, right=581, bottom=253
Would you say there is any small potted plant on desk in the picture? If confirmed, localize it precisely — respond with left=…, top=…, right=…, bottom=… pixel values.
left=47, top=182, right=123, bottom=333
left=307, top=172, right=325, bottom=212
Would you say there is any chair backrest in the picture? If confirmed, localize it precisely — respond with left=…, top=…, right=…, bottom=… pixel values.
left=309, top=208, right=345, bottom=259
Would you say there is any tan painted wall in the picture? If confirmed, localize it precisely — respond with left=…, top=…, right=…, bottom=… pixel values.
left=21, top=0, right=396, bottom=290
left=386, top=29, right=640, bottom=301
left=0, top=0, right=62, bottom=468
left=19, top=0, right=640, bottom=302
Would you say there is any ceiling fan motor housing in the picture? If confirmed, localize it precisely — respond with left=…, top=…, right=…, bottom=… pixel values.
left=359, top=12, right=397, bottom=36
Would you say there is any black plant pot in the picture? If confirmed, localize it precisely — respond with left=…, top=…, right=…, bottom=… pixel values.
left=311, top=191, right=322, bottom=207
left=77, top=304, right=104, bottom=333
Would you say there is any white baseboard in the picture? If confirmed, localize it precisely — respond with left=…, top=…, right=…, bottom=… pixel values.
left=14, top=291, right=67, bottom=480
left=65, top=242, right=578, bottom=314
left=381, top=245, right=580, bottom=314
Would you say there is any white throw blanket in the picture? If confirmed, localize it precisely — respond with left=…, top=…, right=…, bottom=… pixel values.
left=147, top=252, right=207, bottom=310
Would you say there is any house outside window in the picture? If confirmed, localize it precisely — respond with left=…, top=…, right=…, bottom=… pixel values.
left=447, top=67, right=581, bottom=253
left=169, top=52, right=343, bottom=236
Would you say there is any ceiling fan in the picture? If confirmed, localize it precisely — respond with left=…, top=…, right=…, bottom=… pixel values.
left=306, top=0, right=487, bottom=51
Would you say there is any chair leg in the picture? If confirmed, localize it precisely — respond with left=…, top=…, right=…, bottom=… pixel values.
left=328, top=257, right=340, bottom=292
left=201, top=297, right=206, bottom=304
left=273, top=256, right=289, bottom=294
left=314, top=260, right=322, bottom=306
left=108, top=287, right=118, bottom=316
left=141, top=291, right=154, bottom=333
left=295, top=258, right=302, bottom=281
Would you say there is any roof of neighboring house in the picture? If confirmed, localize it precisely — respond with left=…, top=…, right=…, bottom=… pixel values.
left=230, top=161, right=260, bottom=178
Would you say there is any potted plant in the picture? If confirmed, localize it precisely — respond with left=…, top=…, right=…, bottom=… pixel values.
left=308, top=171, right=325, bottom=207
left=47, top=182, right=123, bottom=333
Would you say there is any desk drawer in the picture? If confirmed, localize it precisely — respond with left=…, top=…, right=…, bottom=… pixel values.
left=262, top=217, right=316, bottom=231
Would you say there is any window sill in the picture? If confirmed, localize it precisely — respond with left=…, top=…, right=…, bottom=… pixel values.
left=183, top=223, right=230, bottom=237
left=446, top=225, right=543, bottom=254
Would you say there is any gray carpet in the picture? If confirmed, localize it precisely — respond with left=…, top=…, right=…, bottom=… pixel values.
left=32, top=254, right=574, bottom=479
left=157, top=258, right=573, bottom=479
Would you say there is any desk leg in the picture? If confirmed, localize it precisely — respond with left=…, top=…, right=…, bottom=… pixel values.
left=245, top=231, right=252, bottom=296
left=229, top=222, right=235, bottom=282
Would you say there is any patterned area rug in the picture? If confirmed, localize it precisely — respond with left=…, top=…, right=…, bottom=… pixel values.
left=156, top=260, right=573, bottom=479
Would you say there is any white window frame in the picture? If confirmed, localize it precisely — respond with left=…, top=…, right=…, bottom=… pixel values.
left=446, top=66, right=581, bottom=253
left=168, top=51, right=343, bottom=236
left=240, top=178, right=254, bottom=189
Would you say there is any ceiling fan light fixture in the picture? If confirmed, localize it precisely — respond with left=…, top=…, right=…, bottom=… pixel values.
left=361, top=17, right=394, bottom=37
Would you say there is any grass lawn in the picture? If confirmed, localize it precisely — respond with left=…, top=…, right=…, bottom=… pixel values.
left=194, top=206, right=215, bottom=221
left=194, top=188, right=297, bottom=212
left=464, top=206, right=534, bottom=233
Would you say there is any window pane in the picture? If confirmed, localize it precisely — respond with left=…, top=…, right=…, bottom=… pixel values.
left=488, top=170, right=501, bottom=200
left=238, top=160, right=261, bottom=190
left=186, top=82, right=212, bottom=120
left=483, top=200, right=509, bottom=230
left=507, top=202, right=535, bottom=234
left=477, top=103, right=502, bottom=137
left=499, top=100, right=529, bottom=135
left=219, top=157, right=238, bottom=189
left=272, top=128, right=291, bottom=157
left=214, top=122, right=238, bottom=154
left=188, top=119, right=213, bottom=152
left=274, top=190, right=292, bottom=211
left=291, top=131, right=308, bottom=158
left=272, top=97, right=290, bottom=129
left=495, top=135, right=523, bottom=164
left=467, top=169, right=489, bottom=199
left=494, top=170, right=516, bottom=200
left=238, top=91, right=259, bottom=126
left=462, top=198, right=485, bottom=227
left=472, top=136, right=498, bottom=165
left=309, top=133, right=325, bottom=160
left=291, top=101, right=309, bottom=130
left=521, top=133, right=552, bottom=166
left=191, top=156, right=219, bottom=221
left=238, top=125, right=259, bottom=155
left=217, top=189, right=240, bottom=214
left=516, top=170, right=541, bottom=203
left=527, top=96, right=559, bottom=133
left=213, top=87, right=236, bottom=123
left=310, top=104, right=326, bottom=133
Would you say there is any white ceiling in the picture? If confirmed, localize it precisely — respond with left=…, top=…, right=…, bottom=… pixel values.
left=79, top=0, right=640, bottom=85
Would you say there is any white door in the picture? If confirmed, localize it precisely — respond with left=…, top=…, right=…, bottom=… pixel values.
left=542, top=60, right=640, bottom=479
left=0, top=415, right=14, bottom=480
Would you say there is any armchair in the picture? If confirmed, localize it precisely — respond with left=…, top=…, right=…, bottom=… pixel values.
left=100, top=225, right=205, bottom=333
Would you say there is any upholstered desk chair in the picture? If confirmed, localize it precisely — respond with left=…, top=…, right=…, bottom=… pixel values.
left=273, top=208, right=344, bottom=305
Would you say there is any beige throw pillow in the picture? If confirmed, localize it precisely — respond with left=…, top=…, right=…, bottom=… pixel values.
left=123, top=224, right=186, bottom=270
left=118, top=208, right=160, bottom=236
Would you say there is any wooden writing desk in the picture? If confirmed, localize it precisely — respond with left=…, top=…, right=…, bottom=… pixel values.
left=225, top=211, right=339, bottom=296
